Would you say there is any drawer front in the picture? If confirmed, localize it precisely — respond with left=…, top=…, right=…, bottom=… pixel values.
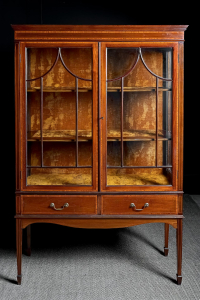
left=22, top=195, right=97, bottom=215
left=102, top=195, right=178, bottom=215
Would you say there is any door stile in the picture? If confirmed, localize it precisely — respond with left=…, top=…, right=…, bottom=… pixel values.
left=100, top=43, right=107, bottom=191
left=178, top=42, right=184, bottom=191
left=98, top=42, right=101, bottom=191
left=121, top=77, right=124, bottom=167
left=172, top=43, right=179, bottom=190
left=92, top=43, right=99, bottom=191
left=15, top=41, right=21, bottom=191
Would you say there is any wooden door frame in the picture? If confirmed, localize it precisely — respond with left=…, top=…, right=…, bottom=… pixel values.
left=100, top=41, right=179, bottom=192
left=18, top=41, right=98, bottom=192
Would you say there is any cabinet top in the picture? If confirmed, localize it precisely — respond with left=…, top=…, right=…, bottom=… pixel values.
left=11, top=25, right=189, bottom=42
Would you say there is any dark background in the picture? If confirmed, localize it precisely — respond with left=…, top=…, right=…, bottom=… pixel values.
left=0, top=0, right=198, bottom=247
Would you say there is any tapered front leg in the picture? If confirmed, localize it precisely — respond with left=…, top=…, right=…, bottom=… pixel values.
left=26, top=225, right=31, bottom=256
left=176, top=219, right=183, bottom=285
left=164, top=223, right=169, bottom=256
left=16, top=219, right=22, bottom=285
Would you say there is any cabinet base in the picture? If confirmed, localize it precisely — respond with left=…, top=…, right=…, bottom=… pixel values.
left=16, top=217, right=183, bottom=285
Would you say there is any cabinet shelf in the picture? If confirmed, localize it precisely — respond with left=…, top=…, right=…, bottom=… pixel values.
left=27, top=87, right=92, bottom=93
left=27, top=130, right=92, bottom=142
left=27, top=129, right=171, bottom=142
left=107, top=129, right=171, bottom=142
left=27, top=86, right=171, bottom=93
left=107, top=86, right=171, bottom=92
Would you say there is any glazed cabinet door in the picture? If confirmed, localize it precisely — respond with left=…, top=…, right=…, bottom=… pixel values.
left=100, top=42, right=179, bottom=192
left=20, top=42, right=98, bottom=191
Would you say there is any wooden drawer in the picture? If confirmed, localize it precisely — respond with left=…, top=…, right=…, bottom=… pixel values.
left=102, top=195, right=178, bottom=215
left=22, top=195, right=97, bottom=215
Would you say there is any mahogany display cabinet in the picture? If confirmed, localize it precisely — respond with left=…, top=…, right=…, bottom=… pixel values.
left=12, top=25, right=188, bottom=285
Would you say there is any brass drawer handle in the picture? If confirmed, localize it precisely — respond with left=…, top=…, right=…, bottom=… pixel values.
left=130, top=203, right=149, bottom=211
left=49, top=203, right=69, bottom=210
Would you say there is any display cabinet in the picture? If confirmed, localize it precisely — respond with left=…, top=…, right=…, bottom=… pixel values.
left=13, top=25, right=188, bottom=285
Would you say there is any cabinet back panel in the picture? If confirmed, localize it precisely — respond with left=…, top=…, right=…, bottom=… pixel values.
left=28, top=141, right=92, bottom=167
left=27, top=91, right=92, bottom=132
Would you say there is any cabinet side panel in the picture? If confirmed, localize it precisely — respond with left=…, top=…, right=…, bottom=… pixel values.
left=16, top=195, right=21, bottom=214
left=15, top=42, right=21, bottom=191
left=178, top=42, right=184, bottom=191
left=178, top=194, right=183, bottom=214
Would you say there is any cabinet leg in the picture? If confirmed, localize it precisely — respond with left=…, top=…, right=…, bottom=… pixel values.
left=26, top=225, right=31, bottom=256
left=164, top=223, right=169, bottom=256
left=176, top=219, right=182, bottom=285
left=16, top=219, right=22, bottom=285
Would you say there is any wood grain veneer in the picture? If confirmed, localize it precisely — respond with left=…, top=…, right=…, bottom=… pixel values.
left=22, top=195, right=97, bottom=214
left=12, top=25, right=188, bottom=42
left=102, top=194, right=178, bottom=214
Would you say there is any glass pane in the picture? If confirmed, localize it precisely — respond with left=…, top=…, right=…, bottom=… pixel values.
left=27, top=48, right=58, bottom=81
left=158, top=140, right=172, bottom=166
left=106, top=47, right=173, bottom=186
left=107, top=168, right=171, bottom=186
left=27, top=48, right=92, bottom=85
left=141, top=48, right=172, bottom=79
left=158, top=80, right=172, bottom=166
left=78, top=79, right=92, bottom=166
left=27, top=80, right=41, bottom=145
left=107, top=48, right=138, bottom=80
left=27, top=168, right=92, bottom=186
left=26, top=47, right=93, bottom=186
left=107, top=79, right=121, bottom=138
left=61, top=48, right=92, bottom=81
left=41, top=89, right=76, bottom=167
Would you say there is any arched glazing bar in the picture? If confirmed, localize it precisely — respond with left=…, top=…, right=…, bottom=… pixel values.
left=106, top=47, right=172, bottom=83
left=26, top=47, right=92, bottom=82
left=107, top=50, right=140, bottom=82
left=139, top=48, right=172, bottom=81
left=59, top=48, right=92, bottom=82
left=26, top=47, right=93, bottom=171
left=106, top=47, right=173, bottom=168
left=26, top=49, right=60, bottom=82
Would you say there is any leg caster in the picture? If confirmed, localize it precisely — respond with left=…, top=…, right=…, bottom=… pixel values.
left=17, top=275, right=22, bottom=285
left=164, top=223, right=169, bottom=256
left=164, top=247, right=169, bottom=256
left=176, top=274, right=182, bottom=285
